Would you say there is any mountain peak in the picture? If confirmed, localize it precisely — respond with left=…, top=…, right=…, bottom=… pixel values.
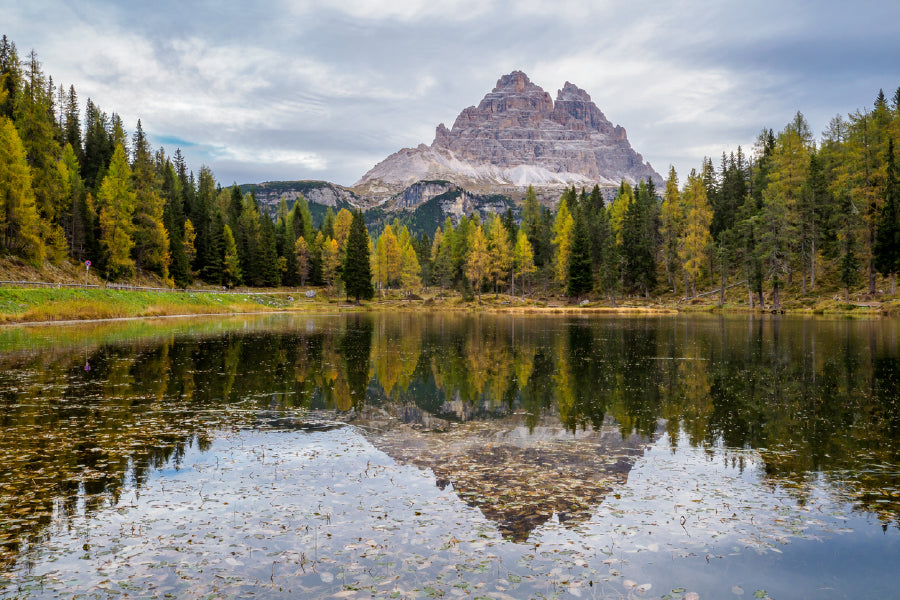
left=556, top=81, right=592, bottom=103
left=355, top=72, right=661, bottom=197
left=493, top=70, right=537, bottom=93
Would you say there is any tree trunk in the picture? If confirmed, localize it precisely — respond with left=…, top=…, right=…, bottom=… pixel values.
left=892, top=273, right=896, bottom=295
left=610, top=294, right=617, bottom=307
left=748, top=284, right=754, bottom=309
left=810, top=238, right=816, bottom=290
left=773, top=280, right=781, bottom=310
left=719, top=267, right=726, bottom=306
left=800, top=251, right=807, bottom=295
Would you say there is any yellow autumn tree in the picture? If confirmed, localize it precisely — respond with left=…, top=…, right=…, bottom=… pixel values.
left=466, top=225, right=490, bottom=301
left=322, top=236, right=341, bottom=290
left=678, top=172, right=713, bottom=297
left=552, top=198, right=574, bottom=286
left=0, top=118, right=44, bottom=264
left=333, top=208, right=353, bottom=250
left=486, top=213, right=512, bottom=294
left=95, top=144, right=136, bottom=279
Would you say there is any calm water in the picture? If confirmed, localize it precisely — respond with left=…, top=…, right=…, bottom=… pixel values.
left=0, top=313, right=898, bottom=599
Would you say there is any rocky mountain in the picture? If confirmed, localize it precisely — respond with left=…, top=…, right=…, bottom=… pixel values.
left=241, top=180, right=362, bottom=213
left=355, top=71, right=662, bottom=199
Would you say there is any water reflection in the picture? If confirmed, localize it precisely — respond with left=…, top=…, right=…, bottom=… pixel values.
left=1, top=313, right=899, bottom=573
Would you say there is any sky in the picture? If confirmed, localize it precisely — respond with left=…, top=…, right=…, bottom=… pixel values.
left=4, top=0, right=900, bottom=188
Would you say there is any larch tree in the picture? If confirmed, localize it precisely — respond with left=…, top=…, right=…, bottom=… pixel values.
left=322, top=237, right=341, bottom=291
left=678, top=172, right=713, bottom=298
left=513, top=228, right=535, bottom=299
left=222, top=224, right=241, bottom=286
left=95, top=144, right=136, bottom=280
left=0, top=117, right=44, bottom=264
left=552, top=198, right=574, bottom=287
left=466, top=225, right=490, bottom=301
left=486, top=213, right=512, bottom=294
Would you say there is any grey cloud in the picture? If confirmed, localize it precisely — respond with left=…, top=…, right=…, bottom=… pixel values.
left=4, top=0, right=899, bottom=187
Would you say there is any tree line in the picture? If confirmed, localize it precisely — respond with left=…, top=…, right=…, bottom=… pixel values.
left=1, top=34, right=899, bottom=305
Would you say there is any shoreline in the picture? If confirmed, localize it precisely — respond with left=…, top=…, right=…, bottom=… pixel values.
left=0, top=285, right=892, bottom=326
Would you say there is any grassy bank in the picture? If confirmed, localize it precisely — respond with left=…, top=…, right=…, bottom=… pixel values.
left=0, top=288, right=302, bottom=323
left=1, top=285, right=896, bottom=325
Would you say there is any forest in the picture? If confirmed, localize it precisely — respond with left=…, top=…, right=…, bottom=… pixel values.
left=1, top=34, right=899, bottom=307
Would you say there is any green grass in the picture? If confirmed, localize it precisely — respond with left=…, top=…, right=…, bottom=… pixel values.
left=0, top=288, right=288, bottom=323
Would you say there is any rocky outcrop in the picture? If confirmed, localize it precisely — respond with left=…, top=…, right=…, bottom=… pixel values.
left=355, top=71, right=661, bottom=200
left=245, top=180, right=362, bottom=213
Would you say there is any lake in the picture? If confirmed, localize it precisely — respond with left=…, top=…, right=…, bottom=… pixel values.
left=0, top=312, right=898, bottom=599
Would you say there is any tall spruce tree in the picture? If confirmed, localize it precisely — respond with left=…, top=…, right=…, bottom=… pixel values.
left=874, top=138, right=900, bottom=293
left=342, top=210, right=374, bottom=302
left=567, top=206, right=593, bottom=299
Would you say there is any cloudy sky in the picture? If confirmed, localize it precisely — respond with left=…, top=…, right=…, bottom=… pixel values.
left=4, top=0, right=899, bottom=187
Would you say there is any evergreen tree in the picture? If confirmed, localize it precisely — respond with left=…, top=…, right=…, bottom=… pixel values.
left=81, top=99, right=113, bottom=190
left=258, top=212, right=280, bottom=286
left=620, top=180, right=657, bottom=296
left=203, top=211, right=225, bottom=284
left=342, top=210, right=374, bottom=302
left=874, top=138, right=900, bottom=293
left=567, top=207, right=593, bottom=299
left=130, top=120, right=169, bottom=280
left=660, top=166, right=683, bottom=294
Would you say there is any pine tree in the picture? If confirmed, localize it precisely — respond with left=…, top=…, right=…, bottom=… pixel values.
left=567, top=207, right=593, bottom=299
left=431, top=225, right=453, bottom=291
left=659, top=167, right=683, bottom=294
left=874, top=138, right=900, bottom=293
left=342, top=210, right=374, bottom=302
left=620, top=180, right=657, bottom=296
left=130, top=121, right=169, bottom=280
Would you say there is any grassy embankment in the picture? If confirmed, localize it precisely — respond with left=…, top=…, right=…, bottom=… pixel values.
left=0, top=287, right=306, bottom=323
left=1, top=258, right=897, bottom=323
left=4, top=285, right=899, bottom=324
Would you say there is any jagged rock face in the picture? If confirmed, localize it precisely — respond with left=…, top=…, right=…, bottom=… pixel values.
left=355, top=71, right=661, bottom=199
left=248, top=181, right=361, bottom=213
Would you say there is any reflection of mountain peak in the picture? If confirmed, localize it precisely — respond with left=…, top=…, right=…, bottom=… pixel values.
left=358, top=406, right=659, bottom=542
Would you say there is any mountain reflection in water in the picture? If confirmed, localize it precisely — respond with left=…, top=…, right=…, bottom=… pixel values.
left=0, top=312, right=898, bottom=577
left=358, top=407, right=660, bottom=541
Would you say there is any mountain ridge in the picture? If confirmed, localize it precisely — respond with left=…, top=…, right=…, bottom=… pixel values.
left=355, top=71, right=662, bottom=198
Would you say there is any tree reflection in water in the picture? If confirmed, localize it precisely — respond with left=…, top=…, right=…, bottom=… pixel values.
left=1, top=313, right=898, bottom=568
